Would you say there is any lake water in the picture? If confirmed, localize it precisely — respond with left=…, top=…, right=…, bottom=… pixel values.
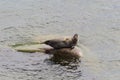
left=0, top=0, right=120, bottom=80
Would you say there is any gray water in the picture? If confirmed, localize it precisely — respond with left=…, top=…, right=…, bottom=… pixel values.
left=0, top=0, right=120, bottom=80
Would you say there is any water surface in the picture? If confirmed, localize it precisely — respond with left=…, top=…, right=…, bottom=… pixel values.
left=0, top=0, right=120, bottom=80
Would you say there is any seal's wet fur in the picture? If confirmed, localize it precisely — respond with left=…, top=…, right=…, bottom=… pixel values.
left=41, top=34, right=78, bottom=49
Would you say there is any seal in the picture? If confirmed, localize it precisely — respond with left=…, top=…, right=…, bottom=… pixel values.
left=45, top=46, right=83, bottom=59
left=40, top=34, right=78, bottom=49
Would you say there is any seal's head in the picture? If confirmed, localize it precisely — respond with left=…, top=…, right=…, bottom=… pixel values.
left=71, top=34, right=78, bottom=47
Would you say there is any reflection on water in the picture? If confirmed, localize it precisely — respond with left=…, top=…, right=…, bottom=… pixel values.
left=44, top=55, right=81, bottom=68
left=44, top=57, right=82, bottom=80
left=0, top=46, right=82, bottom=80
